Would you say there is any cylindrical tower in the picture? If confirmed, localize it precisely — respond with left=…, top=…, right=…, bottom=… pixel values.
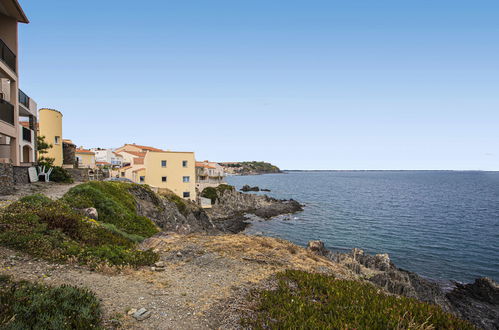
left=38, top=108, right=63, bottom=166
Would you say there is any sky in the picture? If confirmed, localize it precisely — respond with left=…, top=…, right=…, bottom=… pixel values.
left=17, top=0, right=499, bottom=170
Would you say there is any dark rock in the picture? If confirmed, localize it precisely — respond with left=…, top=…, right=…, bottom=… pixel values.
left=207, top=188, right=303, bottom=232
left=260, top=188, right=271, bottom=192
left=241, top=185, right=260, bottom=192
left=307, top=240, right=328, bottom=256
left=128, top=185, right=216, bottom=234
left=446, top=278, right=499, bottom=330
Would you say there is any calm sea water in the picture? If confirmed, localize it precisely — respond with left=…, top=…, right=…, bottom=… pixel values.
left=226, top=171, right=499, bottom=283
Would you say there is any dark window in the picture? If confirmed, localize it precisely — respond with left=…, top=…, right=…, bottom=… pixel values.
left=182, top=160, right=188, bottom=167
left=161, top=160, right=167, bottom=167
left=162, top=176, right=167, bottom=182
left=183, top=192, right=190, bottom=198
left=140, top=176, right=145, bottom=183
left=183, top=176, right=190, bottom=183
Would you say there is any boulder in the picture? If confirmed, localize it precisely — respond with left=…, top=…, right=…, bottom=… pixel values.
left=307, top=240, right=328, bottom=256
left=132, top=308, right=151, bottom=321
left=82, top=207, right=98, bottom=220
left=241, top=185, right=260, bottom=192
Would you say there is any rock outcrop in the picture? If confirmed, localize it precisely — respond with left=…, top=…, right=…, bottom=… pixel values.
left=206, top=188, right=303, bottom=232
left=241, top=185, right=260, bottom=192
left=307, top=241, right=499, bottom=330
left=129, top=185, right=216, bottom=234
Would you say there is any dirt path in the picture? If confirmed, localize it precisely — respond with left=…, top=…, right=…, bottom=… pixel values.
left=0, top=182, right=80, bottom=206
left=0, top=233, right=352, bottom=329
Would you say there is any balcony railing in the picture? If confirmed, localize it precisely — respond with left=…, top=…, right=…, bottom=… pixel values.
left=19, top=89, right=29, bottom=108
left=0, top=99, right=14, bottom=125
left=0, top=38, right=16, bottom=73
left=22, top=127, right=31, bottom=142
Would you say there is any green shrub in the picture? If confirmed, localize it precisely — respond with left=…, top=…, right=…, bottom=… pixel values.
left=0, top=276, right=102, bottom=329
left=18, top=193, right=53, bottom=207
left=63, top=182, right=159, bottom=238
left=242, top=270, right=474, bottom=330
left=0, top=197, right=158, bottom=267
left=50, top=166, right=74, bottom=183
left=201, top=184, right=234, bottom=204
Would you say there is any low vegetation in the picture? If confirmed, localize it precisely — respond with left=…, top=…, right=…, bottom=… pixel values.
left=201, top=184, right=234, bottom=204
left=242, top=270, right=474, bottom=329
left=63, top=181, right=159, bottom=238
left=0, top=274, right=102, bottom=329
left=223, top=161, right=281, bottom=174
left=0, top=185, right=158, bottom=267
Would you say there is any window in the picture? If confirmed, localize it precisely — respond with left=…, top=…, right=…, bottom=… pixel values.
left=139, top=176, right=145, bottom=183
left=182, top=160, right=188, bottom=167
left=162, top=176, right=167, bottom=182
left=121, top=172, right=125, bottom=176
left=161, top=160, right=167, bottom=167
left=55, top=136, right=60, bottom=145
left=183, top=176, right=190, bottom=183
left=183, top=192, right=190, bottom=198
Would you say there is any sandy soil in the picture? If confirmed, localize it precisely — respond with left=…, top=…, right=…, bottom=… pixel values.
left=0, top=233, right=353, bottom=329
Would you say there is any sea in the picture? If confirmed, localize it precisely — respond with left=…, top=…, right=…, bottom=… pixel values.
left=226, top=171, right=499, bottom=283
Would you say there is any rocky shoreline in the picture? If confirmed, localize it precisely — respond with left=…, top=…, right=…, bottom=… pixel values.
left=306, top=240, right=499, bottom=330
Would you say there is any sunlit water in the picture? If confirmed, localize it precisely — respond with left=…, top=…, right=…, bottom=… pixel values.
left=227, top=171, right=499, bottom=283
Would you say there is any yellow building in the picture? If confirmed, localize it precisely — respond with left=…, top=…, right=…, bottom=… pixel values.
left=38, top=108, right=63, bottom=166
left=142, top=151, right=197, bottom=201
left=75, top=148, right=95, bottom=168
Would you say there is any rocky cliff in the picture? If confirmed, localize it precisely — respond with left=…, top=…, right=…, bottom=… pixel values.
left=220, top=161, right=281, bottom=175
left=307, top=240, right=499, bottom=330
left=206, top=188, right=303, bottom=233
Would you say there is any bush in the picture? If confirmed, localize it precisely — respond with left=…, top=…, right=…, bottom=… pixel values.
left=19, top=193, right=52, bottom=207
left=50, top=166, right=73, bottom=183
left=63, top=182, right=159, bottom=238
left=201, top=184, right=234, bottom=204
left=242, top=270, right=474, bottom=329
left=0, top=276, right=102, bottom=329
left=0, top=197, right=158, bottom=267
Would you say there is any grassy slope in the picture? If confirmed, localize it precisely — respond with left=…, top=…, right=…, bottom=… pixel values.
left=0, top=274, right=102, bottom=329
left=243, top=270, right=475, bottom=329
left=0, top=183, right=159, bottom=267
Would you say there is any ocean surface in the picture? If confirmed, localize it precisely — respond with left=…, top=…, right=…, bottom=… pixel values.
left=226, top=171, right=499, bottom=283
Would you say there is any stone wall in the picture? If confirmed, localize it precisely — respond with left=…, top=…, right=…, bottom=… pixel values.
left=0, top=163, right=14, bottom=195
left=13, top=166, right=30, bottom=184
left=66, top=168, right=89, bottom=182
left=63, top=142, right=76, bottom=166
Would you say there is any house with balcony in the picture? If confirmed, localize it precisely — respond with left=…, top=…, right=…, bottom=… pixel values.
left=91, top=148, right=124, bottom=168
left=0, top=0, right=37, bottom=166
left=195, top=160, right=226, bottom=192
left=75, top=148, right=96, bottom=169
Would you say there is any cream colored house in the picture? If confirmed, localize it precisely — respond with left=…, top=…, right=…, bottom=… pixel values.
left=142, top=151, right=197, bottom=201
left=196, top=160, right=226, bottom=192
left=75, top=148, right=96, bottom=168
left=0, top=1, right=38, bottom=166
left=115, top=143, right=163, bottom=154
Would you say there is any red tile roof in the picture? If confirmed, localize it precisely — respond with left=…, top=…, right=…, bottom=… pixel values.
left=133, top=158, right=144, bottom=165
left=76, top=149, right=95, bottom=155
left=123, top=144, right=163, bottom=152
left=196, top=162, right=216, bottom=169
left=96, top=161, right=111, bottom=165
left=121, top=151, right=147, bottom=157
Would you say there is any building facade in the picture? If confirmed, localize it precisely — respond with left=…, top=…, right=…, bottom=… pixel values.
left=75, top=148, right=96, bottom=168
left=38, top=108, right=63, bottom=166
left=195, top=160, right=226, bottom=192
left=0, top=1, right=37, bottom=166
left=92, top=148, right=124, bottom=167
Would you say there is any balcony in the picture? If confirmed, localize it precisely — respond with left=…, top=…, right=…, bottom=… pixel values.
left=19, top=89, right=29, bottom=108
left=0, top=38, right=16, bottom=73
left=0, top=99, right=14, bottom=125
left=22, top=126, right=31, bottom=142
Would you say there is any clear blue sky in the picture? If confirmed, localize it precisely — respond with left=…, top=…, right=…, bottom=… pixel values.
left=18, top=0, right=499, bottom=170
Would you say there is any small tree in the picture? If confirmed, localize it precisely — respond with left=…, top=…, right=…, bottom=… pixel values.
left=36, top=135, right=55, bottom=167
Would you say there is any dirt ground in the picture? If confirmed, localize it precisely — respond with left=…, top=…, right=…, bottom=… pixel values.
left=0, top=182, right=80, bottom=207
left=0, top=233, right=353, bottom=329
